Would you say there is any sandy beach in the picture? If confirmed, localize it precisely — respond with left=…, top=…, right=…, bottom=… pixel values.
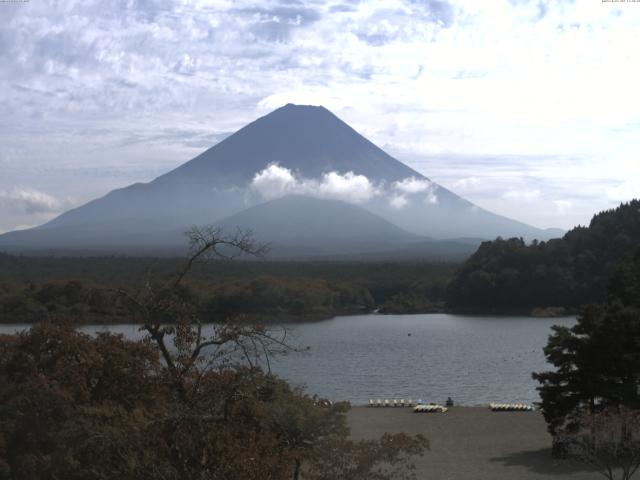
left=348, top=406, right=602, bottom=479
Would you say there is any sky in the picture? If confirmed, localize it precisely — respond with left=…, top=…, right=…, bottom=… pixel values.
left=1, top=0, right=639, bottom=233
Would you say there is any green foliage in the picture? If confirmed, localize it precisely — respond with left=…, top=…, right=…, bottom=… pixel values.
left=378, top=279, right=447, bottom=313
left=0, top=258, right=457, bottom=323
left=447, top=200, right=640, bottom=311
left=202, top=275, right=375, bottom=320
left=533, top=251, right=640, bottom=437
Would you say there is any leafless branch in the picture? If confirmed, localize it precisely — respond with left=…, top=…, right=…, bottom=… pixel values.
left=172, top=226, right=269, bottom=289
left=561, top=407, right=640, bottom=480
left=110, top=226, right=295, bottom=399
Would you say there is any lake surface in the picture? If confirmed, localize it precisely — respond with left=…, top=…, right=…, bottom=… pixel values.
left=0, top=313, right=575, bottom=406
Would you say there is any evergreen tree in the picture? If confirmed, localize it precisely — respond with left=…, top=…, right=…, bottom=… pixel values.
left=448, top=200, right=640, bottom=311
left=533, top=250, right=640, bottom=438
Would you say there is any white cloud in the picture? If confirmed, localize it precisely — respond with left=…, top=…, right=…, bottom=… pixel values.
left=1, top=224, right=37, bottom=234
left=554, top=200, right=573, bottom=214
left=393, top=177, right=434, bottom=194
left=607, top=179, right=640, bottom=203
left=250, top=163, right=297, bottom=200
left=0, top=188, right=62, bottom=214
left=452, top=177, right=480, bottom=191
left=393, top=176, right=438, bottom=204
left=503, top=189, right=541, bottom=202
left=389, top=194, right=409, bottom=209
left=1, top=0, right=639, bottom=230
left=250, top=166, right=439, bottom=207
left=250, top=164, right=380, bottom=204
left=424, top=190, right=438, bottom=205
left=315, top=171, right=379, bottom=203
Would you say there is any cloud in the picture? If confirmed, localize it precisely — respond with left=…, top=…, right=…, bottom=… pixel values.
left=237, top=5, right=322, bottom=42
left=393, top=177, right=434, bottom=194
left=173, top=54, right=200, bottom=76
left=553, top=200, right=573, bottom=214
left=607, top=179, right=640, bottom=203
left=0, top=188, right=62, bottom=214
left=396, top=151, right=618, bottom=229
left=407, top=0, right=455, bottom=27
left=1, top=0, right=639, bottom=231
left=0, top=224, right=37, bottom=234
left=389, top=194, right=409, bottom=210
left=389, top=176, right=439, bottom=208
left=250, top=163, right=297, bottom=199
left=424, top=190, right=438, bottom=205
left=316, top=171, right=379, bottom=203
left=250, top=164, right=380, bottom=204
left=250, top=165, right=439, bottom=208
left=452, top=177, right=481, bottom=190
left=503, top=189, right=541, bottom=201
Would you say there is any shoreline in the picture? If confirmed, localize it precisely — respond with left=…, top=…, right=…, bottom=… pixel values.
left=347, top=406, right=600, bottom=479
left=0, top=309, right=579, bottom=326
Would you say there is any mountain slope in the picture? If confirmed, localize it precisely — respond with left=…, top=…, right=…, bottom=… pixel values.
left=0, top=104, right=560, bottom=254
left=218, top=195, right=416, bottom=243
left=37, top=104, right=418, bottom=232
left=160, top=103, right=419, bottom=185
left=215, top=195, right=479, bottom=260
left=216, top=195, right=419, bottom=257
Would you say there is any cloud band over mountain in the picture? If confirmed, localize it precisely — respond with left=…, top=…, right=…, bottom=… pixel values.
left=249, top=164, right=438, bottom=209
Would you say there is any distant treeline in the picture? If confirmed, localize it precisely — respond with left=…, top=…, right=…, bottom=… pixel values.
left=7, top=200, right=636, bottom=322
left=0, top=255, right=456, bottom=323
left=446, top=200, right=640, bottom=312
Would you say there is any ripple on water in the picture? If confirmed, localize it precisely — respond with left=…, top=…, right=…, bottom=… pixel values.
left=269, top=313, right=575, bottom=406
left=0, top=314, right=575, bottom=406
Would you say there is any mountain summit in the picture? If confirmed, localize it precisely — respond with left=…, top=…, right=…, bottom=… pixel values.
left=160, top=103, right=419, bottom=185
left=0, top=104, right=559, bottom=256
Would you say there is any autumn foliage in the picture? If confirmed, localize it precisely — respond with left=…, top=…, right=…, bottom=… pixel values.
left=0, top=322, right=427, bottom=479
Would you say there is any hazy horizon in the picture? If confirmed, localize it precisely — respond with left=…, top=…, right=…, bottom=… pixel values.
left=1, top=0, right=639, bottom=234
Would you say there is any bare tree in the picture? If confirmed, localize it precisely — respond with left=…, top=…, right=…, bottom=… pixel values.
left=116, top=226, right=292, bottom=395
left=561, top=407, right=640, bottom=480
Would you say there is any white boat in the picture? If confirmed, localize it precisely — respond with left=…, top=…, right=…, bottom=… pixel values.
left=414, top=404, right=448, bottom=413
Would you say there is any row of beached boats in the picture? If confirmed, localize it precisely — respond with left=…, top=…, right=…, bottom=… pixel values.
left=367, top=399, right=448, bottom=412
left=368, top=399, right=535, bottom=412
left=489, top=403, right=534, bottom=411
left=414, top=404, right=448, bottom=413
left=368, top=399, right=417, bottom=408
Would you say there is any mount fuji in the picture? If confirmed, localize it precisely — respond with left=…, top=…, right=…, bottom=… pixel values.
left=0, top=104, right=560, bottom=258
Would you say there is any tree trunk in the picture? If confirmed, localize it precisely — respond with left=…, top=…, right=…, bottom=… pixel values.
left=293, top=458, right=301, bottom=480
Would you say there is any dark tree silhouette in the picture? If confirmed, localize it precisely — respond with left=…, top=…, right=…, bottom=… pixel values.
left=533, top=249, right=640, bottom=459
left=447, top=200, right=640, bottom=312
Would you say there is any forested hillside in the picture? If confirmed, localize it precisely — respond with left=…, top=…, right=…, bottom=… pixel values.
left=0, top=255, right=455, bottom=323
left=446, top=200, right=640, bottom=312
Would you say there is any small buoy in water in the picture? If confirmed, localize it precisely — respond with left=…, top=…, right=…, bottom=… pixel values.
left=408, top=333, right=412, bottom=336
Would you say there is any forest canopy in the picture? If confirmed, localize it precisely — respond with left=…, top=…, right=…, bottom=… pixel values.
left=0, top=257, right=454, bottom=323
left=446, top=200, right=640, bottom=312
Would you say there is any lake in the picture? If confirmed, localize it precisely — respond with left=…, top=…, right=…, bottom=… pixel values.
left=0, top=313, right=575, bottom=406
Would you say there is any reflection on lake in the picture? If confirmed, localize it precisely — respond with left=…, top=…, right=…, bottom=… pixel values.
left=0, top=313, right=575, bottom=405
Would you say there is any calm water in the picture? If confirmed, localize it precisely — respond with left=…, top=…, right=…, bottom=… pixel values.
left=0, top=314, right=575, bottom=406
